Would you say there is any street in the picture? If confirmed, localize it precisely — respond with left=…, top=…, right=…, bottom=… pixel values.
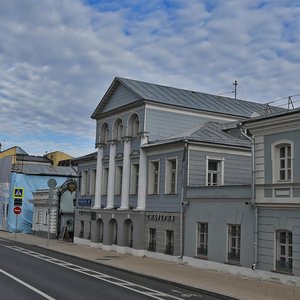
left=0, top=238, right=225, bottom=300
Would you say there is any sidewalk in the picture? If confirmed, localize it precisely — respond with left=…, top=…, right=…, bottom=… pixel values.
left=0, top=231, right=299, bottom=300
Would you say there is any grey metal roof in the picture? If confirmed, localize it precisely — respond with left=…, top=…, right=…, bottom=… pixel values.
left=15, top=164, right=77, bottom=177
left=144, top=122, right=250, bottom=148
left=92, top=77, right=284, bottom=118
left=72, top=152, right=97, bottom=163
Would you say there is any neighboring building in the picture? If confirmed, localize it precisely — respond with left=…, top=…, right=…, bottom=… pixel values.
left=0, top=147, right=77, bottom=232
left=44, top=151, right=74, bottom=166
left=243, top=108, right=300, bottom=276
left=31, top=179, right=77, bottom=239
left=73, top=77, right=282, bottom=263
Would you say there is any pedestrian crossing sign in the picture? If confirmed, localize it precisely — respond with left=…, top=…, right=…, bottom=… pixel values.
left=13, top=188, right=24, bottom=199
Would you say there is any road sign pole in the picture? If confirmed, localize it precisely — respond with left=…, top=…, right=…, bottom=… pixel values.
left=15, top=215, right=18, bottom=239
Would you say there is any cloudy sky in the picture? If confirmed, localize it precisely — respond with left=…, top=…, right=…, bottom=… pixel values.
left=1, top=0, right=300, bottom=157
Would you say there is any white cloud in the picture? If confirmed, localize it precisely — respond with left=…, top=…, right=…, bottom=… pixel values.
left=0, top=0, right=300, bottom=156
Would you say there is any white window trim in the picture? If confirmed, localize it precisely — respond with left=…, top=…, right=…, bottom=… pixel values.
left=148, top=160, right=160, bottom=195
left=271, top=140, right=294, bottom=184
left=205, top=156, right=224, bottom=186
left=164, top=157, right=178, bottom=195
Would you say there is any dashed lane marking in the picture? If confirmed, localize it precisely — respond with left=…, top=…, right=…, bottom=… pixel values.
left=4, top=245, right=184, bottom=300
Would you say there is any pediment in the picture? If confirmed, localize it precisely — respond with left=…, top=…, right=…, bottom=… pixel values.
left=91, top=78, right=142, bottom=119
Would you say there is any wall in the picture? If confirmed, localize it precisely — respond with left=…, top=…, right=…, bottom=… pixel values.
left=184, top=198, right=254, bottom=267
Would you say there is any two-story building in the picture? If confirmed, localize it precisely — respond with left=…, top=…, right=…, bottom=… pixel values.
left=74, top=77, right=283, bottom=264
left=243, top=108, right=300, bottom=277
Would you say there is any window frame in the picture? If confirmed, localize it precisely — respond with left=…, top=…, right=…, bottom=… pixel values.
left=148, top=160, right=160, bottom=195
left=148, top=228, right=156, bottom=251
left=197, top=222, right=208, bottom=257
left=206, top=156, right=224, bottom=186
left=271, top=141, right=294, bottom=184
left=275, top=230, right=293, bottom=273
left=165, top=230, right=174, bottom=255
left=165, top=157, right=178, bottom=195
left=227, top=224, right=241, bottom=263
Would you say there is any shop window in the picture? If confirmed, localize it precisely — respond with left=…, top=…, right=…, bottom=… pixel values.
left=148, top=228, right=156, bottom=251
left=165, top=230, right=174, bottom=255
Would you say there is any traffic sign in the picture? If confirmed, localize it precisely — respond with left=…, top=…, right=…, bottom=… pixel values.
left=13, top=207, right=22, bottom=215
left=14, top=188, right=24, bottom=199
left=14, top=198, right=22, bottom=206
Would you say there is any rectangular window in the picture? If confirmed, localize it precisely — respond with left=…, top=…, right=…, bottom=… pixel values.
left=43, top=210, right=48, bottom=225
left=80, top=170, right=89, bottom=195
left=165, top=158, right=177, bottom=194
left=115, top=166, right=123, bottom=195
left=148, top=228, right=156, bottom=251
left=165, top=230, right=174, bottom=255
left=101, top=167, right=109, bottom=195
left=148, top=160, right=160, bottom=194
left=279, top=145, right=291, bottom=181
left=228, top=224, right=241, bottom=262
left=36, top=210, right=41, bottom=224
left=130, top=163, right=139, bottom=195
left=79, top=221, right=84, bottom=238
left=207, top=159, right=223, bottom=186
left=276, top=230, right=293, bottom=273
left=197, top=222, right=208, bottom=256
left=89, top=169, right=96, bottom=195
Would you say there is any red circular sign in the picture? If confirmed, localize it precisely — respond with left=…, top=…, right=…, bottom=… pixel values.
left=13, top=207, right=22, bottom=215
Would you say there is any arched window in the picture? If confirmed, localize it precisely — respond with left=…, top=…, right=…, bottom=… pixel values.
left=128, top=113, right=140, bottom=137
left=100, top=123, right=109, bottom=144
left=113, top=119, right=123, bottom=141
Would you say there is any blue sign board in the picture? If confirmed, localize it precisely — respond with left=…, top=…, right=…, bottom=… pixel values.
left=78, top=198, right=92, bottom=207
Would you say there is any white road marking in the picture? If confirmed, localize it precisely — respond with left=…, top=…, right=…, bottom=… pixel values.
left=0, top=268, right=55, bottom=300
left=5, top=245, right=185, bottom=300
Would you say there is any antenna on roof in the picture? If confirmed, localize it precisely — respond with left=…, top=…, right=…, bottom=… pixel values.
left=233, top=80, right=238, bottom=99
left=288, top=96, right=294, bottom=110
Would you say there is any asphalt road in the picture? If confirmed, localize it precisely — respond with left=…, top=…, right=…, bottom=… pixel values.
left=0, top=238, right=228, bottom=300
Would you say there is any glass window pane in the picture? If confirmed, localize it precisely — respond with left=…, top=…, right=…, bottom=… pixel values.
left=280, top=147, right=285, bottom=158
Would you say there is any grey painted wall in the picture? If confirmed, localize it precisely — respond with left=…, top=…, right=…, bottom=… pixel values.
left=188, top=150, right=252, bottom=186
left=145, top=108, right=210, bottom=141
left=184, top=199, right=254, bottom=267
left=101, top=84, right=141, bottom=113
left=257, top=208, right=300, bottom=276
left=146, top=150, right=183, bottom=212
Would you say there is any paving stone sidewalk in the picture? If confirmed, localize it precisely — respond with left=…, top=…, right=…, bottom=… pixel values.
left=1, top=231, right=299, bottom=300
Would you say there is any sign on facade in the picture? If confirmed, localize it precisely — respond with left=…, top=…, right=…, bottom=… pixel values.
left=13, top=188, right=24, bottom=199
